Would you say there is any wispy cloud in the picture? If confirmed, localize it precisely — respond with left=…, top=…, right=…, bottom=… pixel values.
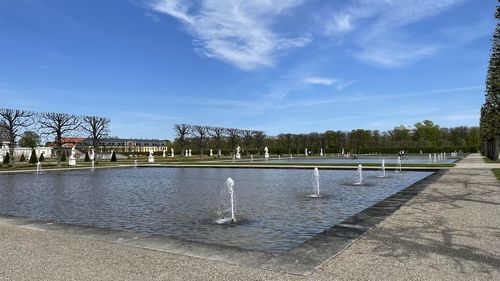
left=323, top=0, right=466, bottom=67
left=147, top=0, right=311, bottom=70
left=304, top=76, right=337, bottom=86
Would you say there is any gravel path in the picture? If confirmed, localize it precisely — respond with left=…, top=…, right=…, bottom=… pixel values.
left=1, top=154, right=499, bottom=280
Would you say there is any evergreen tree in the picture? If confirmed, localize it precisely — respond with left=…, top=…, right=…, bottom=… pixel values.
left=481, top=5, right=500, bottom=160
left=61, top=151, right=66, bottom=162
left=84, top=151, right=90, bottom=162
left=110, top=151, right=117, bottom=162
left=3, top=152, right=10, bottom=165
left=19, top=153, right=26, bottom=162
left=39, top=153, right=45, bottom=162
left=29, top=148, right=38, bottom=164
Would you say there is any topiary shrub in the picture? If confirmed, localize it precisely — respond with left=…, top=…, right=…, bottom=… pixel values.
left=3, top=152, right=10, bottom=165
left=39, top=153, right=45, bottom=162
left=19, top=153, right=26, bottom=162
left=111, top=151, right=117, bottom=162
left=29, top=148, right=38, bottom=164
left=84, top=151, right=90, bottom=162
left=61, top=151, right=66, bottom=162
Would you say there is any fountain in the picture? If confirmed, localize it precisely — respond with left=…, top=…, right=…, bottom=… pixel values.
left=134, top=160, right=138, bottom=168
left=304, top=148, right=308, bottom=156
left=396, top=156, right=402, bottom=173
left=216, top=178, right=236, bottom=224
left=308, top=167, right=321, bottom=198
left=36, top=161, right=42, bottom=174
left=437, top=153, right=441, bottom=161
left=377, top=159, right=386, bottom=178
left=355, top=164, right=363, bottom=185
left=428, top=154, right=432, bottom=163
left=320, top=148, right=323, bottom=157
left=433, top=153, right=437, bottom=163
left=264, top=147, right=269, bottom=159
left=278, top=155, right=281, bottom=160
left=289, top=154, right=293, bottom=159
left=251, top=155, right=253, bottom=161
left=90, top=148, right=95, bottom=170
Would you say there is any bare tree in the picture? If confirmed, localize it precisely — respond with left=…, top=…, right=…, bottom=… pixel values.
left=226, top=128, right=241, bottom=157
left=252, top=130, right=265, bottom=156
left=208, top=126, right=225, bottom=158
left=39, top=112, right=81, bottom=167
left=81, top=116, right=110, bottom=162
left=0, top=108, right=35, bottom=166
left=240, top=130, right=253, bottom=158
left=174, top=124, right=191, bottom=159
left=192, top=125, right=209, bottom=160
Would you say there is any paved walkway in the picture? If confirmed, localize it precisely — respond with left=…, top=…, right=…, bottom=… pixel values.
left=1, top=154, right=499, bottom=280
left=454, top=153, right=500, bottom=169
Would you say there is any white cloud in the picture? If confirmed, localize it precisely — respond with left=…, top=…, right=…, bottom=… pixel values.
left=323, top=0, right=465, bottom=67
left=304, top=77, right=337, bottom=86
left=147, top=0, right=310, bottom=70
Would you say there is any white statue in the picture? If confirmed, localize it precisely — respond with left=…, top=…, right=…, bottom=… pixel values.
left=188, top=149, right=192, bottom=157
left=209, top=149, right=213, bottom=157
left=185, top=149, right=188, bottom=157
left=171, top=148, right=174, bottom=157
left=90, top=148, right=95, bottom=160
left=148, top=149, right=155, bottom=163
left=236, top=146, right=241, bottom=159
left=320, top=148, right=323, bottom=156
left=264, top=146, right=269, bottom=159
left=68, top=145, right=77, bottom=166
left=163, top=150, right=166, bottom=158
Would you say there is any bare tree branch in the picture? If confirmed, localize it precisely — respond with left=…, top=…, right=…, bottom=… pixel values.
left=0, top=108, right=36, bottom=166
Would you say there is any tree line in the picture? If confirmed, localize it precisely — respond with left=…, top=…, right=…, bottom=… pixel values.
left=173, top=120, right=479, bottom=159
left=0, top=108, right=110, bottom=167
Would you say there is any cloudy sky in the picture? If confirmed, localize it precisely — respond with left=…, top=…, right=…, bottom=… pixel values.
left=0, top=0, right=495, bottom=139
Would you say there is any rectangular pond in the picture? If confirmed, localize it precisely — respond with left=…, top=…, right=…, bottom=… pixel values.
left=0, top=167, right=432, bottom=253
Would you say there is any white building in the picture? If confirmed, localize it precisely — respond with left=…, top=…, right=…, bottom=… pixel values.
left=0, top=141, right=52, bottom=159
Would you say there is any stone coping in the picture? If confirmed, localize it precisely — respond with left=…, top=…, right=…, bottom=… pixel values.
left=0, top=170, right=443, bottom=275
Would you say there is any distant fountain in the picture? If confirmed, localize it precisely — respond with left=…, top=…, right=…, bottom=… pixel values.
left=290, top=154, right=293, bottom=159
left=396, top=156, right=402, bottom=173
left=216, top=178, right=236, bottom=224
left=304, top=148, right=308, bottom=156
left=355, top=164, right=363, bottom=185
left=134, top=160, right=138, bottom=168
left=428, top=154, right=432, bottom=163
left=320, top=148, right=323, bottom=157
left=251, top=155, right=254, bottom=161
left=90, top=148, right=95, bottom=170
left=308, top=167, right=321, bottom=198
left=377, top=159, right=386, bottom=178
left=438, top=153, right=441, bottom=161
left=36, top=161, right=42, bottom=174
left=433, top=153, right=437, bottom=163
left=278, top=155, right=281, bottom=160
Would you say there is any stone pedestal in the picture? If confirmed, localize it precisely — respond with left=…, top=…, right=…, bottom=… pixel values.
left=148, top=156, right=155, bottom=163
left=68, top=156, right=76, bottom=166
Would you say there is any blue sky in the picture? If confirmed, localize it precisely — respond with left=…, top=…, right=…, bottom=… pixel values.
left=0, top=0, right=495, bottom=140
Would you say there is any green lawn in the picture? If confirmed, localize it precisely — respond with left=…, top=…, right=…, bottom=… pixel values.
left=484, top=156, right=500, bottom=163
left=493, top=169, right=500, bottom=181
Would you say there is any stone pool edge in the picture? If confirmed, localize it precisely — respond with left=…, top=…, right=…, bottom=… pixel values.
left=0, top=170, right=445, bottom=276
